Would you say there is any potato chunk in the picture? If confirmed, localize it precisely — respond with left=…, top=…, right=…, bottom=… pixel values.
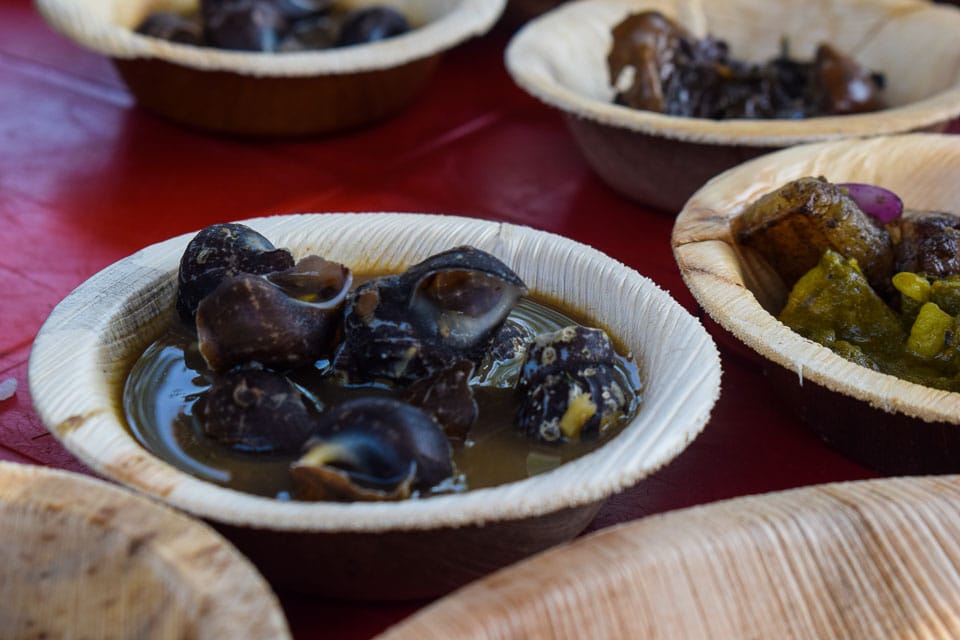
left=737, top=177, right=893, bottom=290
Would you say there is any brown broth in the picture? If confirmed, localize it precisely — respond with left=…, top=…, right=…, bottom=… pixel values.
left=123, top=297, right=643, bottom=500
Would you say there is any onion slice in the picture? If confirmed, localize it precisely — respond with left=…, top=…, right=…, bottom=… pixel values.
left=839, top=182, right=903, bottom=223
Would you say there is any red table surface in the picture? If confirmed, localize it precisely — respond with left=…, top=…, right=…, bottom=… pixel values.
left=6, top=1, right=956, bottom=637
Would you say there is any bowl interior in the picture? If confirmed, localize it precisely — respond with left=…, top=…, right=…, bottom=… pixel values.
left=30, top=213, right=721, bottom=533
left=673, top=133, right=960, bottom=423
left=111, top=0, right=456, bottom=32
left=36, top=0, right=507, bottom=75
left=506, top=0, right=960, bottom=144
left=0, top=462, right=289, bottom=639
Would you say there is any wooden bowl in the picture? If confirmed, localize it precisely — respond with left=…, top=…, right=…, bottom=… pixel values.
left=29, top=213, right=721, bottom=600
left=505, top=0, right=960, bottom=212
left=34, top=0, right=505, bottom=136
left=673, top=133, right=960, bottom=475
left=0, top=461, right=290, bottom=639
left=378, top=474, right=960, bottom=639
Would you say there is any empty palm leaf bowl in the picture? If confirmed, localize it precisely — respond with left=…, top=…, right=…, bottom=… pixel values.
left=0, top=462, right=290, bottom=639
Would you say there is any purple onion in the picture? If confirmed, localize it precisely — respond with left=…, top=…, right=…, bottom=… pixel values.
left=838, top=182, right=903, bottom=223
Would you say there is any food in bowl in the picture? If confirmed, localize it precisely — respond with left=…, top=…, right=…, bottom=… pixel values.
left=124, top=223, right=643, bottom=502
left=608, top=11, right=886, bottom=119
left=30, top=212, right=718, bottom=598
left=36, top=0, right=507, bottom=135
left=738, top=176, right=960, bottom=392
left=136, top=1, right=411, bottom=52
left=507, top=1, right=960, bottom=211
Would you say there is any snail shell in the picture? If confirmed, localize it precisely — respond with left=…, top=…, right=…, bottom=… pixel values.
left=291, top=398, right=454, bottom=502
left=196, top=367, right=317, bottom=453
left=176, top=223, right=294, bottom=323
left=334, top=246, right=528, bottom=385
left=517, top=326, right=628, bottom=442
left=402, top=359, right=478, bottom=441
left=197, top=255, right=352, bottom=372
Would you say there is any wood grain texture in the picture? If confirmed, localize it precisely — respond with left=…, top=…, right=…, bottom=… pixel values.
left=28, top=213, right=721, bottom=596
left=379, top=475, right=960, bottom=639
left=0, top=462, right=290, bottom=639
left=672, top=133, right=960, bottom=473
left=505, top=0, right=960, bottom=209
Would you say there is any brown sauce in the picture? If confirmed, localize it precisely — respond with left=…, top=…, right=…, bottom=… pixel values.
left=123, top=297, right=643, bottom=500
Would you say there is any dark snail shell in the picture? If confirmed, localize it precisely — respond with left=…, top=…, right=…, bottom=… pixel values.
left=335, top=6, right=410, bottom=47
left=176, top=223, right=294, bottom=323
left=401, top=359, right=478, bottom=441
left=279, top=12, right=339, bottom=51
left=334, top=246, right=528, bottom=385
left=201, top=0, right=289, bottom=52
left=290, top=398, right=454, bottom=502
left=472, top=319, right=535, bottom=388
left=402, top=246, right=528, bottom=353
left=135, top=11, right=204, bottom=45
left=274, top=0, right=333, bottom=20
left=293, top=431, right=417, bottom=501
left=330, top=276, right=429, bottom=383
left=196, top=255, right=352, bottom=372
left=519, top=324, right=617, bottom=383
left=196, top=368, right=317, bottom=453
left=517, top=367, right=628, bottom=443
left=517, top=326, right=628, bottom=443
left=486, top=319, right=533, bottom=363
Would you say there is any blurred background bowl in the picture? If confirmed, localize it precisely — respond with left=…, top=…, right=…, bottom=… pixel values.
left=30, top=212, right=721, bottom=599
left=501, top=0, right=567, bottom=28
left=673, top=133, right=960, bottom=475
left=35, top=0, right=505, bottom=136
left=506, top=0, right=960, bottom=212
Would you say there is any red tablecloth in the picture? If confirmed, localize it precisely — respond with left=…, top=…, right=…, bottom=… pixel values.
left=5, top=1, right=939, bottom=636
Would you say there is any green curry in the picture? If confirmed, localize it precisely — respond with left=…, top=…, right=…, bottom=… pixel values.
left=780, top=249, right=960, bottom=391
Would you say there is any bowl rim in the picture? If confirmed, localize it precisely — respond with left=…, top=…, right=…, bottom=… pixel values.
left=379, top=473, right=960, bottom=639
left=505, top=0, right=960, bottom=147
left=34, top=0, right=506, bottom=77
left=29, top=212, right=721, bottom=533
left=0, top=460, right=291, bottom=638
left=672, top=132, right=960, bottom=426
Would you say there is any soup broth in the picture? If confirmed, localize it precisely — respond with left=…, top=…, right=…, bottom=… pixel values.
left=124, top=296, right=643, bottom=500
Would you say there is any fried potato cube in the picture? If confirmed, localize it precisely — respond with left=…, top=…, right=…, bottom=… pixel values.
left=737, top=177, right=893, bottom=290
